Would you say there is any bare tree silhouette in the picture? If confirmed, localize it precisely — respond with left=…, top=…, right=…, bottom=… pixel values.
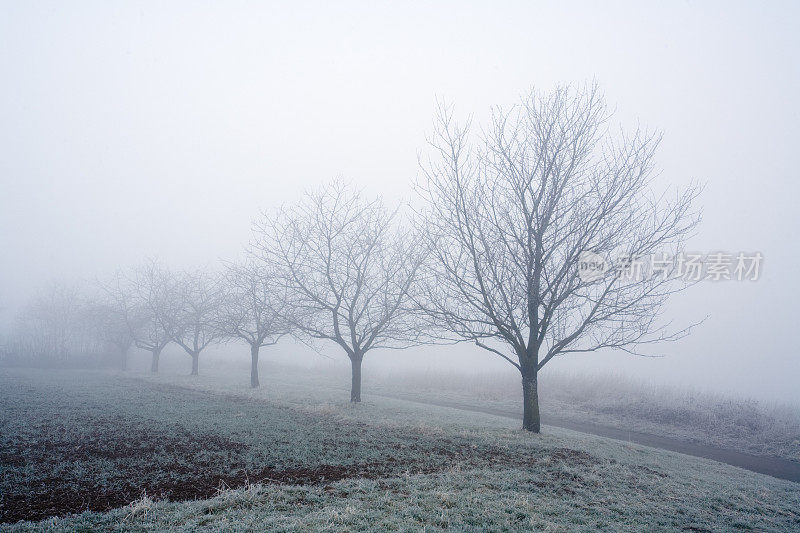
left=416, top=84, right=701, bottom=431
left=252, top=181, right=423, bottom=402
left=218, top=260, right=292, bottom=388
left=166, top=269, right=224, bottom=376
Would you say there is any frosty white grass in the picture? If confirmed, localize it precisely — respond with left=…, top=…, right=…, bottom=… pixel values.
left=4, top=368, right=799, bottom=532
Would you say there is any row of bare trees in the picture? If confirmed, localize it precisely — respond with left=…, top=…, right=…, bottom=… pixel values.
left=99, top=261, right=287, bottom=386
left=2, top=84, right=700, bottom=431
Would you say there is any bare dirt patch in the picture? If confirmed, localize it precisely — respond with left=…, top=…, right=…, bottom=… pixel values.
left=0, top=414, right=406, bottom=523
left=0, top=375, right=608, bottom=524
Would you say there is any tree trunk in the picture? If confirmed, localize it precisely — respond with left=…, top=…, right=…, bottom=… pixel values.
left=250, top=344, right=260, bottom=388
left=350, top=355, right=362, bottom=403
left=190, top=352, right=199, bottom=376
left=150, top=348, right=161, bottom=373
left=522, top=373, right=540, bottom=432
left=120, top=347, right=128, bottom=371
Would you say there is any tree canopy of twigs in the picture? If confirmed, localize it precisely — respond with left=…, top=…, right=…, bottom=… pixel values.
left=251, top=181, right=424, bottom=402
left=218, top=259, right=293, bottom=387
left=415, top=83, right=701, bottom=431
left=165, top=269, right=225, bottom=376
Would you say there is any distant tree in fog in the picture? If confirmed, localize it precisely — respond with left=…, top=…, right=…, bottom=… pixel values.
left=218, top=260, right=292, bottom=388
left=124, top=262, right=174, bottom=373
left=8, top=283, right=106, bottom=362
left=166, top=269, right=224, bottom=376
left=416, top=84, right=701, bottom=432
left=97, top=271, right=151, bottom=371
left=84, top=298, right=135, bottom=370
left=252, top=181, right=424, bottom=402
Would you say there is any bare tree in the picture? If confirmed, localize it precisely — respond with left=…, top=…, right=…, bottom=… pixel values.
left=166, top=269, right=224, bottom=376
left=252, top=181, right=423, bottom=402
left=97, top=271, right=148, bottom=371
left=218, top=260, right=292, bottom=388
left=416, top=84, right=701, bottom=432
left=125, top=262, right=174, bottom=373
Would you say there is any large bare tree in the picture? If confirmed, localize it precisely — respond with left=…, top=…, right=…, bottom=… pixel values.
left=416, top=84, right=701, bottom=432
left=252, top=182, right=423, bottom=402
left=218, top=260, right=292, bottom=388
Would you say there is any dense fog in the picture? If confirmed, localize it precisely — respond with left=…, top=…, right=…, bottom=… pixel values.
left=1, top=1, right=799, bottom=403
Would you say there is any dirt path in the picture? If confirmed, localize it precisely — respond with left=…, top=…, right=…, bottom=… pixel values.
left=370, top=391, right=800, bottom=483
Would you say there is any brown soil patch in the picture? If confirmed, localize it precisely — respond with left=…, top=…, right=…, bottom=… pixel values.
left=1, top=380, right=608, bottom=524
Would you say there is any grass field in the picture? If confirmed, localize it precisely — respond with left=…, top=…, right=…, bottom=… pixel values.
left=365, top=367, right=800, bottom=463
left=1, top=367, right=799, bottom=531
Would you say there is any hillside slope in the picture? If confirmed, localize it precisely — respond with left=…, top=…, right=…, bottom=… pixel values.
left=2, top=369, right=798, bottom=532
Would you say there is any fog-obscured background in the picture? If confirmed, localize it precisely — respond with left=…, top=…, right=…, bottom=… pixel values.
left=2, top=1, right=798, bottom=402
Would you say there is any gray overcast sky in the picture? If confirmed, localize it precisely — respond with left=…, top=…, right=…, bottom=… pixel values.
left=1, top=1, right=799, bottom=401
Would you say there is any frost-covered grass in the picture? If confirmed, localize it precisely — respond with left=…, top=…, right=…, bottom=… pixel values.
left=2, top=367, right=799, bottom=531
left=15, top=463, right=800, bottom=532
left=363, top=367, right=800, bottom=462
